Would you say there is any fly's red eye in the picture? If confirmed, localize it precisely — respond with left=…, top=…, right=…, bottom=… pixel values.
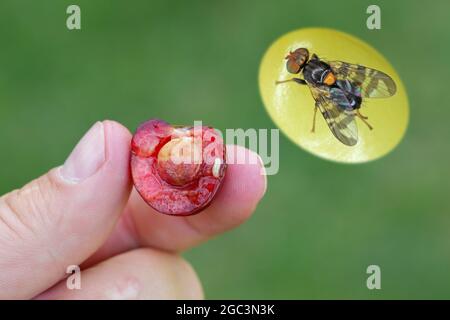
left=294, top=48, right=309, bottom=61
left=286, top=59, right=301, bottom=74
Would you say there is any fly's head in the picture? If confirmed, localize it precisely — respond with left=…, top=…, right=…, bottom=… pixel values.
left=285, top=48, right=309, bottom=74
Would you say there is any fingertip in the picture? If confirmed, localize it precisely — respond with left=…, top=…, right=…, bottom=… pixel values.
left=195, top=145, right=267, bottom=230
left=102, top=120, right=132, bottom=184
left=103, top=120, right=132, bottom=158
left=103, top=120, right=132, bottom=138
left=223, top=144, right=267, bottom=206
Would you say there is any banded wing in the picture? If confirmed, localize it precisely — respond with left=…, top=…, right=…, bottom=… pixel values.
left=328, top=61, right=397, bottom=98
left=308, top=84, right=358, bottom=146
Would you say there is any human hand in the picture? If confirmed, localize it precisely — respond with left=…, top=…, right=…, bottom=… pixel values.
left=0, top=121, right=266, bottom=299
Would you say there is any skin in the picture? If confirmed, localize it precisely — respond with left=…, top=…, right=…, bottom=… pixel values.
left=0, top=120, right=266, bottom=299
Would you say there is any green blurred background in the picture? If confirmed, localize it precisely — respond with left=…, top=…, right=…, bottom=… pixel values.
left=1, top=0, right=449, bottom=299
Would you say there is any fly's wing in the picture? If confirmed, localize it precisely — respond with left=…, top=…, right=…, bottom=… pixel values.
left=308, top=84, right=358, bottom=146
left=328, top=61, right=397, bottom=98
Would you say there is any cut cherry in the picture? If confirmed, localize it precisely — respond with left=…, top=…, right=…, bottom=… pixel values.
left=130, top=119, right=227, bottom=216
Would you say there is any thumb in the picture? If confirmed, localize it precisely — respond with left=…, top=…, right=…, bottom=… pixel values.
left=0, top=120, right=132, bottom=299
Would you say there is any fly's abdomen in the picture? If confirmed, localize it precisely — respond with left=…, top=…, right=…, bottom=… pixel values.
left=331, top=87, right=362, bottom=110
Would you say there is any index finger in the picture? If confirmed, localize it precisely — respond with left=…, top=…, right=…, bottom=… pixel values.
left=84, top=145, right=267, bottom=265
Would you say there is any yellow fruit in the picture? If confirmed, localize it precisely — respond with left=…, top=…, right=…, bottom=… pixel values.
left=259, top=28, right=409, bottom=163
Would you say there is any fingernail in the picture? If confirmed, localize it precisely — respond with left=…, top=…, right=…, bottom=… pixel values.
left=60, top=122, right=106, bottom=183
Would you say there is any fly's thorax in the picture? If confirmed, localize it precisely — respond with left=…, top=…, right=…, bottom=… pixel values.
left=303, top=59, right=334, bottom=86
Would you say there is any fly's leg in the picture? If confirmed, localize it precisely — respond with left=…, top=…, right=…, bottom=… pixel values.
left=275, top=78, right=307, bottom=85
left=357, top=109, right=369, bottom=120
left=356, top=110, right=373, bottom=130
left=311, top=104, right=318, bottom=133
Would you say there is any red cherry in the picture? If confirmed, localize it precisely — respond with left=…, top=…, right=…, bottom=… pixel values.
left=130, top=119, right=227, bottom=216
